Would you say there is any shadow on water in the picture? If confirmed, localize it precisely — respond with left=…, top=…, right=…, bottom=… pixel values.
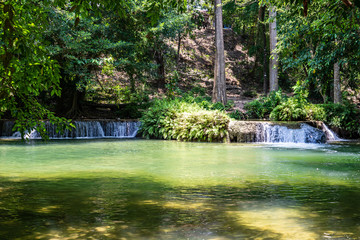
left=1, top=176, right=360, bottom=239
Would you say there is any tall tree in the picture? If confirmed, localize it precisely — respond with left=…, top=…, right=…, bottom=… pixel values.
left=258, top=4, right=268, bottom=95
left=0, top=1, right=71, bottom=138
left=213, top=0, right=227, bottom=104
left=268, top=4, right=278, bottom=92
left=333, top=61, right=341, bottom=103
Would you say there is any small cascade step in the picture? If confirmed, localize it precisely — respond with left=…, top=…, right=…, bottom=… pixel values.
left=229, top=121, right=327, bottom=143
left=0, top=120, right=141, bottom=139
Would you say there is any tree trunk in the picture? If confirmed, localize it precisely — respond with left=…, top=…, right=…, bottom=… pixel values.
left=334, top=62, right=342, bottom=103
left=155, top=50, right=166, bottom=89
left=258, top=5, right=268, bottom=95
left=65, top=89, right=84, bottom=118
left=269, top=5, right=279, bottom=92
left=303, top=0, right=308, bottom=17
left=130, top=73, right=136, bottom=93
left=212, top=0, right=227, bottom=104
left=176, top=32, right=181, bottom=68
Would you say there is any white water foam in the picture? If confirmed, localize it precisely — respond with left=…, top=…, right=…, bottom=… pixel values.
left=1, top=121, right=140, bottom=139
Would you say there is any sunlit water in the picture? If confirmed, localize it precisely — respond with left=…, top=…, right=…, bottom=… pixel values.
left=0, top=139, right=360, bottom=239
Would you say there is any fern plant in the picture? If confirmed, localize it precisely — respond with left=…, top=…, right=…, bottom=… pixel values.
left=139, top=98, right=230, bottom=142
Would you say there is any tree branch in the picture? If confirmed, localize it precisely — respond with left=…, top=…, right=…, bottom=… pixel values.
left=341, top=0, right=353, bottom=7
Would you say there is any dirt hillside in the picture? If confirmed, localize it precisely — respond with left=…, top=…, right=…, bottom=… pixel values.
left=176, top=28, right=260, bottom=108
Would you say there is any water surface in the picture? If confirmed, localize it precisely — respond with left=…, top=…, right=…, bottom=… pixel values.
left=0, top=139, right=360, bottom=239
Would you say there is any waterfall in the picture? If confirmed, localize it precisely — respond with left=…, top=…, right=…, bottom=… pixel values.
left=321, top=123, right=342, bottom=141
left=256, top=123, right=326, bottom=143
left=229, top=121, right=327, bottom=143
left=0, top=120, right=141, bottom=139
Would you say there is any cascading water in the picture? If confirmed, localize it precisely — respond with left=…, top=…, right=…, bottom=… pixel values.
left=321, top=123, right=342, bottom=141
left=0, top=120, right=141, bottom=139
left=228, top=121, right=328, bottom=143
left=256, top=123, right=326, bottom=143
left=1, top=120, right=342, bottom=143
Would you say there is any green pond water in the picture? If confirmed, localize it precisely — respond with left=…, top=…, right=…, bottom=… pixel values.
left=0, top=139, right=360, bottom=239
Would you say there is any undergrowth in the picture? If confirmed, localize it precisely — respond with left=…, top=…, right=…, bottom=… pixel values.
left=243, top=90, right=360, bottom=138
left=139, top=97, right=230, bottom=142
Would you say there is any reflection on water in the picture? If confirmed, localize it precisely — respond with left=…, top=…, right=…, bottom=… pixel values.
left=0, top=139, right=360, bottom=239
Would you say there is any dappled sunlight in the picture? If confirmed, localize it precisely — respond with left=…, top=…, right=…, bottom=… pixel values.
left=36, top=205, right=61, bottom=214
left=140, top=199, right=213, bottom=211
left=31, top=224, right=148, bottom=240
left=163, top=201, right=213, bottom=211
left=227, top=207, right=320, bottom=239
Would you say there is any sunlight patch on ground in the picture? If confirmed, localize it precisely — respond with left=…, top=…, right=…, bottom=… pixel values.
left=34, top=226, right=118, bottom=240
left=140, top=199, right=212, bottom=211
left=163, top=201, right=212, bottom=211
left=36, top=205, right=60, bottom=214
left=227, top=207, right=319, bottom=240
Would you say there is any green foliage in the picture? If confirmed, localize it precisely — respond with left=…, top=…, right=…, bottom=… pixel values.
left=304, top=104, right=327, bottom=122
left=139, top=98, right=230, bottom=142
left=229, top=110, right=248, bottom=120
left=276, top=1, right=360, bottom=99
left=165, top=70, right=182, bottom=98
left=246, top=90, right=360, bottom=137
left=0, top=1, right=72, bottom=139
left=245, top=90, right=288, bottom=119
left=113, top=87, right=150, bottom=119
left=115, top=103, right=143, bottom=119
left=320, top=102, right=360, bottom=137
left=269, top=97, right=308, bottom=121
left=182, top=93, right=234, bottom=111
left=269, top=86, right=310, bottom=121
left=45, top=8, right=132, bottom=92
left=114, top=86, right=149, bottom=105
left=243, top=90, right=258, bottom=98
left=189, top=84, right=206, bottom=96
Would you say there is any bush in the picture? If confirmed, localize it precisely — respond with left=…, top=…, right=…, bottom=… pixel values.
left=115, top=103, right=144, bottom=119
left=182, top=94, right=234, bottom=111
left=320, top=102, right=360, bottom=137
left=244, top=89, right=360, bottom=138
left=229, top=110, right=248, bottom=120
left=269, top=97, right=307, bottom=121
left=139, top=98, right=230, bottom=142
left=245, top=90, right=287, bottom=119
left=304, top=104, right=326, bottom=122
left=243, top=89, right=257, bottom=98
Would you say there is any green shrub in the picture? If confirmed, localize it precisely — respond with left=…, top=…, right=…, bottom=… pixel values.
left=229, top=110, right=248, bottom=120
left=244, top=99, right=266, bottom=119
left=189, top=85, right=206, bottom=96
left=139, top=98, right=230, bottom=142
left=114, top=90, right=150, bottom=119
left=170, top=110, right=229, bottom=141
left=244, top=89, right=360, bottom=137
left=211, top=102, right=226, bottom=111
left=270, top=97, right=307, bottom=121
left=115, top=103, right=144, bottom=119
left=304, top=104, right=327, bottom=122
left=245, top=90, right=287, bottom=119
left=320, top=102, right=360, bottom=137
left=225, top=100, right=235, bottom=110
left=243, top=90, right=257, bottom=98
left=182, top=94, right=233, bottom=111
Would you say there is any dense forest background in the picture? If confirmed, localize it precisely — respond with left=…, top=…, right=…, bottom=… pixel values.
left=1, top=0, right=360, bottom=139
